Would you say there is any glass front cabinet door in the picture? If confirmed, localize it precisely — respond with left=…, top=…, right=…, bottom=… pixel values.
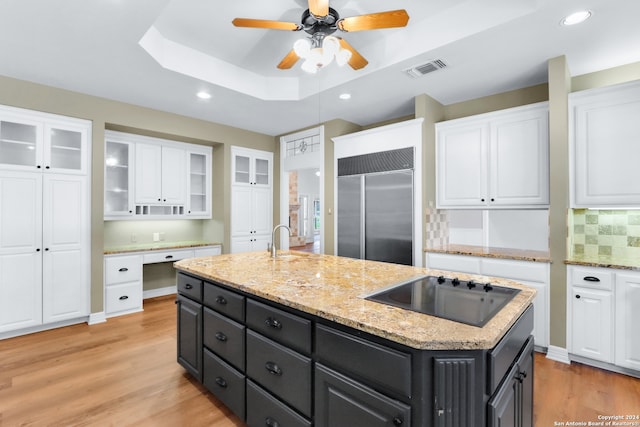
left=104, top=138, right=134, bottom=218
left=0, top=107, right=89, bottom=174
left=187, top=150, right=211, bottom=218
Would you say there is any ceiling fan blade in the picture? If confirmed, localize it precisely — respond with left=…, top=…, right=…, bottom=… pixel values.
left=232, top=18, right=302, bottom=31
left=337, top=9, right=409, bottom=32
left=308, top=0, right=329, bottom=17
left=277, top=50, right=300, bottom=69
left=338, top=38, right=368, bottom=70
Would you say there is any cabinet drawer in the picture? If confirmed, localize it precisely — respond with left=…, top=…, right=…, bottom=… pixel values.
left=105, top=282, right=142, bottom=315
left=247, top=380, right=312, bottom=427
left=481, top=258, right=548, bottom=283
left=194, top=246, right=221, bottom=257
left=487, top=305, right=533, bottom=394
left=315, top=324, right=412, bottom=399
left=204, top=282, right=245, bottom=322
left=177, top=273, right=203, bottom=302
left=203, top=307, right=245, bottom=371
left=203, top=349, right=245, bottom=420
left=246, top=330, right=312, bottom=418
left=143, top=249, right=194, bottom=264
left=426, top=253, right=480, bottom=274
left=104, top=255, right=142, bottom=285
left=569, top=266, right=613, bottom=291
left=246, top=299, right=311, bottom=354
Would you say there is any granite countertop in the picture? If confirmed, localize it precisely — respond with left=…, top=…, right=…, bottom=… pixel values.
left=565, top=254, right=640, bottom=271
left=425, top=244, right=551, bottom=263
left=104, top=240, right=221, bottom=255
left=174, top=251, right=537, bottom=351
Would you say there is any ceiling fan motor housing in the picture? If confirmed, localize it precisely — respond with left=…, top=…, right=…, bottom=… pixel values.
left=302, top=7, right=340, bottom=36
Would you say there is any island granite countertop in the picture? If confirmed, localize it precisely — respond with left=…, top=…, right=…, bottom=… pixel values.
left=174, top=251, right=536, bottom=351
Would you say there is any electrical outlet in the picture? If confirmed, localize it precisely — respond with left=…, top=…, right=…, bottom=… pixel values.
left=131, top=233, right=137, bottom=243
left=153, top=232, right=160, bottom=242
left=159, top=232, right=166, bottom=241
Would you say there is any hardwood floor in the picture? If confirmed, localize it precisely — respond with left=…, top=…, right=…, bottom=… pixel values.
left=1, top=296, right=638, bottom=426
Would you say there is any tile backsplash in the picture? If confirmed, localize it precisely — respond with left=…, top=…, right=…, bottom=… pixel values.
left=571, top=209, right=640, bottom=259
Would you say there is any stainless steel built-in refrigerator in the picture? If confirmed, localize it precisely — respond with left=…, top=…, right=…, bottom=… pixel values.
left=337, top=147, right=414, bottom=265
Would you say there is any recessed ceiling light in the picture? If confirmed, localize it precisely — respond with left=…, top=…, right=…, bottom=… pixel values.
left=561, top=10, right=592, bottom=26
left=339, top=93, right=351, bottom=100
left=196, top=91, right=212, bottom=100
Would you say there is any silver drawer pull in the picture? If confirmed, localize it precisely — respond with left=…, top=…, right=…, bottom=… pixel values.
left=119, top=295, right=129, bottom=300
left=118, top=267, right=128, bottom=272
left=265, top=317, right=282, bottom=329
left=184, top=284, right=193, bottom=290
left=215, top=296, right=227, bottom=305
left=265, top=361, right=282, bottom=376
left=215, top=332, right=227, bottom=342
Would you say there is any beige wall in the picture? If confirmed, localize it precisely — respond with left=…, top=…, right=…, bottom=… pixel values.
left=0, top=75, right=275, bottom=313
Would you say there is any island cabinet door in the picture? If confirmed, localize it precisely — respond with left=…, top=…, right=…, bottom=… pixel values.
left=176, top=295, right=203, bottom=382
left=314, top=363, right=411, bottom=427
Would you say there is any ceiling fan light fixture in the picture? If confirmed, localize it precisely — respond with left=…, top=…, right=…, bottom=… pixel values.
left=335, top=48, right=352, bottom=66
left=293, top=38, right=311, bottom=57
left=301, top=59, right=319, bottom=73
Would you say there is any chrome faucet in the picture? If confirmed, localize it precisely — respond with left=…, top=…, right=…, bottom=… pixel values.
left=269, top=224, right=292, bottom=258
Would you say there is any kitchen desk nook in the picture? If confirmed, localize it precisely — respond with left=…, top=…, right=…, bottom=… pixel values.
left=174, top=251, right=536, bottom=427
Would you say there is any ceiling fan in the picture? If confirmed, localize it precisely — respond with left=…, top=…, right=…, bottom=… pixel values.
left=232, top=0, right=409, bottom=73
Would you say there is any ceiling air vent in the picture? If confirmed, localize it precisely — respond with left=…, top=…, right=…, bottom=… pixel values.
left=404, top=59, right=447, bottom=78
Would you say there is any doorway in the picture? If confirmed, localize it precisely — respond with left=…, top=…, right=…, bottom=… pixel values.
left=279, top=126, right=324, bottom=254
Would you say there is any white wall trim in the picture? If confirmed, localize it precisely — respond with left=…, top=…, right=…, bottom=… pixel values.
left=546, top=345, right=571, bottom=364
left=143, top=286, right=176, bottom=300
left=88, top=312, right=107, bottom=325
left=0, top=317, right=88, bottom=340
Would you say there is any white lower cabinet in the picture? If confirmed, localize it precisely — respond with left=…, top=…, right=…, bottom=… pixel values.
left=426, top=253, right=549, bottom=348
left=568, top=265, right=640, bottom=372
left=615, top=273, right=640, bottom=370
left=103, top=245, right=221, bottom=318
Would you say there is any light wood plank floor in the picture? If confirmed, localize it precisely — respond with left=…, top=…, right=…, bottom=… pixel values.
left=1, top=296, right=638, bottom=426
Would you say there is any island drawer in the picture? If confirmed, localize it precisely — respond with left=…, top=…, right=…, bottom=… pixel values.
left=246, top=299, right=311, bottom=355
left=315, top=324, right=412, bottom=399
left=203, top=282, right=245, bottom=322
left=246, top=330, right=312, bottom=418
left=203, top=349, right=245, bottom=420
left=177, top=273, right=203, bottom=302
left=203, top=307, right=245, bottom=371
left=247, top=380, right=312, bottom=427
left=487, top=305, right=533, bottom=394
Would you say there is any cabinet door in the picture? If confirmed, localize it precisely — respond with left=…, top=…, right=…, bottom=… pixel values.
left=315, top=363, right=411, bottom=427
left=161, top=146, right=186, bottom=204
left=135, top=143, right=162, bottom=203
left=232, top=152, right=251, bottom=185
left=490, top=110, right=549, bottom=206
left=177, top=295, right=203, bottom=381
left=570, top=287, right=613, bottom=362
left=0, top=172, right=43, bottom=332
left=0, top=116, right=43, bottom=171
left=187, top=151, right=211, bottom=217
left=253, top=155, right=271, bottom=187
left=231, top=186, right=253, bottom=237
left=44, top=122, right=88, bottom=174
left=488, top=372, right=518, bottom=427
left=572, top=85, right=640, bottom=207
left=252, top=186, right=272, bottom=236
left=42, top=175, right=89, bottom=322
left=104, top=140, right=134, bottom=217
left=615, top=273, right=640, bottom=370
left=436, top=121, right=489, bottom=207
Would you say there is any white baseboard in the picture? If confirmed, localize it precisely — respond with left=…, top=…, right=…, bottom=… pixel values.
left=0, top=317, right=87, bottom=340
left=546, top=345, right=571, bottom=364
left=88, top=312, right=106, bottom=325
left=143, top=286, right=177, bottom=300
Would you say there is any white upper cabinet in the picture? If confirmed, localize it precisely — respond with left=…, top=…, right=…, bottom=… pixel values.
left=570, top=80, right=640, bottom=207
left=232, top=147, right=272, bottom=187
left=436, top=102, right=549, bottom=209
left=0, top=106, right=89, bottom=174
left=104, top=131, right=211, bottom=220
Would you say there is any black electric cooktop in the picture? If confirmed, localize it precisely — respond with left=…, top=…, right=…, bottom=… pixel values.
left=365, top=275, right=520, bottom=327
